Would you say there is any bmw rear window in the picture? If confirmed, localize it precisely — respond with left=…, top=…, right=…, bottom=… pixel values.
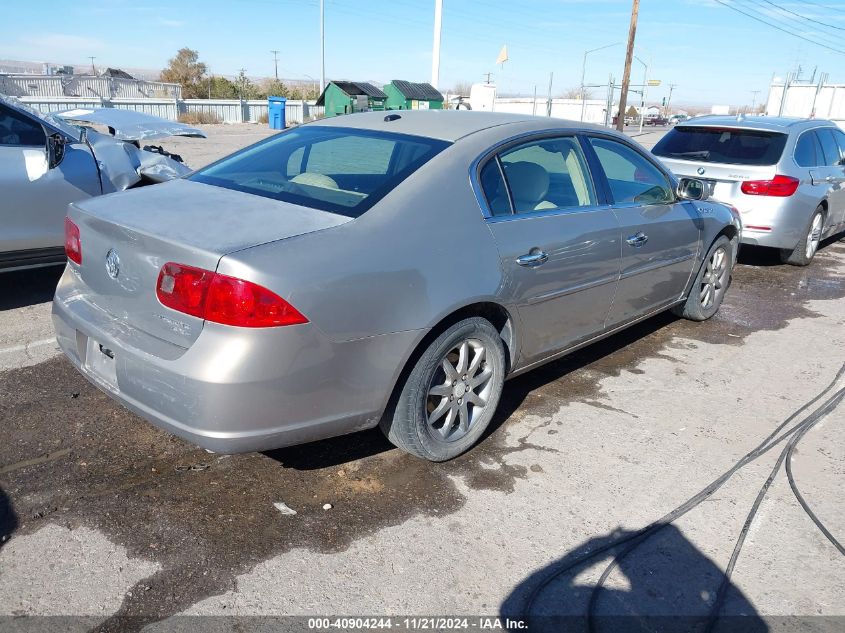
left=653, top=127, right=787, bottom=166
left=190, top=126, right=449, bottom=217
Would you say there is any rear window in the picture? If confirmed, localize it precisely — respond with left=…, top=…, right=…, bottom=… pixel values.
left=653, top=127, right=787, bottom=166
left=190, top=126, right=449, bottom=217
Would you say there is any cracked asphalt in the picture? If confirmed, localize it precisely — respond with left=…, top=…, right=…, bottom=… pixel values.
left=0, top=126, right=843, bottom=632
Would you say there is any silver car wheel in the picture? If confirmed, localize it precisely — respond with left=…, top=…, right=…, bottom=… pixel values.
left=426, top=338, right=494, bottom=442
left=806, top=212, right=823, bottom=260
left=700, top=246, right=728, bottom=310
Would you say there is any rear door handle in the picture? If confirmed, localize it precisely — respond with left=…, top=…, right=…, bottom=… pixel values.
left=516, top=250, right=549, bottom=267
left=626, top=231, right=649, bottom=247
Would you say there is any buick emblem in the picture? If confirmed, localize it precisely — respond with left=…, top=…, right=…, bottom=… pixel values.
left=105, top=249, right=120, bottom=279
left=697, top=167, right=706, bottom=175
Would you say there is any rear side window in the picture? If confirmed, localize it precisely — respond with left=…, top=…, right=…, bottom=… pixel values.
left=794, top=131, right=821, bottom=168
left=498, top=137, right=595, bottom=213
left=479, top=159, right=511, bottom=216
left=816, top=129, right=843, bottom=166
left=0, top=104, right=46, bottom=147
left=191, top=126, right=449, bottom=218
left=653, top=127, right=787, bottom=166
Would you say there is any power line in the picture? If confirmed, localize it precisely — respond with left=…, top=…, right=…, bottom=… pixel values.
left=756, top=0, right=845, bottom=30
left=797, top=0, right=845, bottom=15
left=740, top=0, right=844, bottom=43
left=712, top=0, right=845, bottom=54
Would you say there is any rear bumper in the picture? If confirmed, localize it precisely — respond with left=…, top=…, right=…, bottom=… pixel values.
left=52, top=266, right=421, bottom=453
left=721, top=198, right=811, bottom=250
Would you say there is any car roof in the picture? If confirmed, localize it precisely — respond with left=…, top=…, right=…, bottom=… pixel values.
left=676, top=115, right=837, bottom=134
left=307, top=109, right=612, bottom=142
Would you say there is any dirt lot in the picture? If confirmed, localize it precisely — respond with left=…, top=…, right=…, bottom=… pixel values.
left=0, top=124, right=843, bottom=632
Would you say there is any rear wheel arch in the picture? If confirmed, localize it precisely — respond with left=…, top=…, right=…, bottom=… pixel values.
left=380, top=301, right=517, bottom=425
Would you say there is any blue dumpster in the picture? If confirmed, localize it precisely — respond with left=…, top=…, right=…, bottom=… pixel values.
left=268, top=96, right=286, bottom=130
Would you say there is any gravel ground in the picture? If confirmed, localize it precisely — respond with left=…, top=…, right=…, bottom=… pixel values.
left=0, top=123, right=843, bottom=633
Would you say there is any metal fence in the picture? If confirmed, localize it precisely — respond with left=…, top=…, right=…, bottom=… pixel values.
left=17, top=97, right=324, bottom=126
left=766, top=82, right=845, bottom=121
left=0, top=74, right=181, bottom=99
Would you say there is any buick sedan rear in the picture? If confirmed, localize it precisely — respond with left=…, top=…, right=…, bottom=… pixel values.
left=53, top=111, right=740, bottom=461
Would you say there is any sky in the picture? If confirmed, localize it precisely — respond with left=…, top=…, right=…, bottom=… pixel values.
left=2, top=0, right=845, bottom=107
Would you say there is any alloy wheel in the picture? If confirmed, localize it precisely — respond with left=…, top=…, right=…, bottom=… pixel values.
left=426, top=338, right=495, bottom=442
left=806, top=213, right=823, bottom=260
left=700, top=246, right=728, bottom=310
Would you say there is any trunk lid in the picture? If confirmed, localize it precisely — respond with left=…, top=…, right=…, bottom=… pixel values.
left=69, top=179, right=351, bottom=348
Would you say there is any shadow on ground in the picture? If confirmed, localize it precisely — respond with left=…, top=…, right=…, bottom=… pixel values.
left=501, top=524, right=767, bottom=633
left=0, top=266, right=63, bottom=311
left=0, top=486, right=17, bottom=551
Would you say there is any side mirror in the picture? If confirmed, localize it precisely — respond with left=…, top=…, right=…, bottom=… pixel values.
left=677, top=177, right=707, bottom=201
left=46, top=133, right=66, bottom=169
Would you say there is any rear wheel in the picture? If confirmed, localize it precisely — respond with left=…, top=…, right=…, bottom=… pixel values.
left=780, top=206, right=824, bottom=266
left=381, top=317, right=505, bottom=461
left=672, top=235, right=733, bottom=322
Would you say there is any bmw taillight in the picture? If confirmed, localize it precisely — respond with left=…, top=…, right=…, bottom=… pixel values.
left=64, top=217, right=82, bottom=265
left=740, top=175, right=799, bottom=197
left=156, top=262, right=308, bottom=328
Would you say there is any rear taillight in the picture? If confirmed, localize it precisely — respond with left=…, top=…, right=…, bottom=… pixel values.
left=740, top=175, right=799, bottom=197
left=156, top=262, right=308, bottom=328
left=64, top=217, right=82, bottom=265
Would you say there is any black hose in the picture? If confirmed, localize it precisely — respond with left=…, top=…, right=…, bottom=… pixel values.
left=785, top=415, right=845, bottom=556
left=524, top=362, right=845, bottom=629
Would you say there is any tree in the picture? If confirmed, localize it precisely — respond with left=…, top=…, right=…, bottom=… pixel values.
left=451, top=81, right=473, bottom=96
left=199, top=75, right=239, bottom=99
left=561, top=87, right=589, bottom=99
left=160, top=48, right=207, bottom=99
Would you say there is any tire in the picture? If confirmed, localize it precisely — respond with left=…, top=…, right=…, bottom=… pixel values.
left=380, top=317, right=506, bottom=461
left=672, top=235, right=733, bottom=322
left=780, top=206, right=824, bottom=266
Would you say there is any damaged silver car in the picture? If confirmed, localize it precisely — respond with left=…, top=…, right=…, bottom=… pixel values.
left=0, top=95, right=205, bottom=272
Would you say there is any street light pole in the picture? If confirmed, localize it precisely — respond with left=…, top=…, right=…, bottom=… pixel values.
left=580, top=42, right=621, bottom=122
left=319, top=0, right=325, bottom=93
left=634, top=55, right=647, bottom=134
left=431, top=0, right=443, bottom=88
left=271, top=50, right=280, bottom=80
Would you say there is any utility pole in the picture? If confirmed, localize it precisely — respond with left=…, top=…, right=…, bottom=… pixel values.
left=546, top=71, right=554, bottom=117
left=88, top=56, right=96, bottom=75
left=431, top=0, right=443, bottom=89
left=750, top=90, right=760, bottom=114
left=271, top=50, right=280, bottom=80
left=319, top=0, right=325, bottom=93
left=483, top=72, right=493, bottom=84
left=616, top=0, right=639, bottom=132
left=665, top=83, right=676, bottom=116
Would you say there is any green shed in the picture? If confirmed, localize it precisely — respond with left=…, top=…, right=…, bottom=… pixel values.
left=315, top=81, right=387, bottom=117
left=384, top=80, right=444, bottom=110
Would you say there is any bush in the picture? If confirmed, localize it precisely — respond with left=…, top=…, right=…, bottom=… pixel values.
left=257, top=112, right=269, bottom=124
left=178, top=111, right=222, bottom=125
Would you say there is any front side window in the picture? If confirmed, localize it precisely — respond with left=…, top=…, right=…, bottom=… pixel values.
left=0, top=104, right=46, bottom=147
left=589, top=137, right=673, bottom=205
left=191, top=126, right=449, bottom=217
left=497, top=137, right=595, bottom=214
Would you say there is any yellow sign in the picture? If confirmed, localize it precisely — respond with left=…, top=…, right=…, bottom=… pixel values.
left=647, top=79, right=661, bottom=86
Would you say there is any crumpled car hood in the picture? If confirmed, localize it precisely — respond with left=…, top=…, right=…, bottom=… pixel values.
left=55, top=108, right=206, bottom=141
left=85, top=129, right=192, bottom=192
